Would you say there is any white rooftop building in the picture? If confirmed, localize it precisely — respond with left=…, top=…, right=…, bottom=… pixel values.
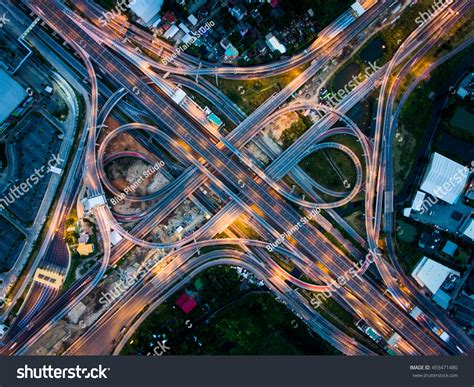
left=187, top=14, right=198, bottom=26
left=461, top=218, right=474, bottom=241
left=411, top=257, right=459, bottom=295
left=387, top=333, right=401, bottom=347
left=171, top=88, right=187, bottom=105
left=351, top=1, right=366, bottom=17
left=0, top=324, right=8, bottom=339
left=163, top=24, right=180, bottom=40
left=182, top=34, right=194, bottom=44
left=411, top=190, right=426, bottom=212
left=110, top=230, right=123, bottom=246
left=265, top=34, right=286, bottom=54
left=130, top=0, right=164, bottom=26
left=0, top=68, right=27, bottom=124
left=440, top=331, right=450, bottom=342
left=409, top=306, right=423, bottom=319
left=82, top=195, right=107, bottom=211
left=179, top=22, right=191, bottom=34
left=420, top=152, right=469, bottom=204
left=456, top=73, right=473, bottom=99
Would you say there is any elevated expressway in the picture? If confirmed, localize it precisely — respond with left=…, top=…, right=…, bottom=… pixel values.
left=8, top=0, right=462, bottom=356
left=3, top=0, right=470, bottom=356
left=42, top=0, right=451, bottom=356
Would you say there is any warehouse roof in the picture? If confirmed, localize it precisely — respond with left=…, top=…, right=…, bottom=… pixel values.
left=130, top=0, right=163, bottom=25
left=0, top=69, right=27, bottom=124
left=420, top=153, right=469, bottom=204
left=461, top=218, right=474, bottom=240
left=411, top=257, right=459, bottom=294
left=412, top=191, right=426, bottom=211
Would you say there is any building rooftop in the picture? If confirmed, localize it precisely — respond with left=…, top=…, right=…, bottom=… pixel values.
left=171, top=88, right=187, bottom=105
left=412, top=190, right=426, bottom=212
left=230, top=4, right=247, bottom=21
left=163, top=24, right=180, bottom=40
left=208, top=112, right=223, bottom=128
left=387, top=332, right=401, bottom=347
left=224, top=44, right=239, bottom=61
left=0, top=68, right=27, bottom=124
left=409, top=306, right=423, bottom=319
left=130, top=0, right=164, bottom=25
left=411, top=257, right=459, bottom=295
left=110, top=230, right=123, bottom=246
left=188, top=14, right=198, bottom=26
left=351, top=1, right=366, bottom=17
left=420, top=152, right=469, bottom=204
left=441, top=240, right=458, bottom=257
left=461, top=218, right=474, bottom=240
left=433, top=289, right=452, bottom=310
left=78, top=232, right=89, bottom=244
left=175, top=293, right=197, bottom=314
left=266, top=33, right=286, bottom=54
left=83, top=194, right=107, bottom=211
left=179, top=22, right=191, bottom=34
left=457, top=72, right=474, bottom=99
left=77, top=243, right=94, bottom=256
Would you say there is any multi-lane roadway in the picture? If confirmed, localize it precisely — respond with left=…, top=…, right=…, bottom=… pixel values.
left=1, top=0, right=472, bottom=357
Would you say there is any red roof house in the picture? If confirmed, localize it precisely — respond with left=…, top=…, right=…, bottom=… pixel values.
left=175, top=293, right=197, bottom=314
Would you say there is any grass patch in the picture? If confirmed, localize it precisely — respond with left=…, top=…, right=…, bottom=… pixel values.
left=281, top=114, right=313, bottom=148
left=377, top=0, right=435, bottom=61
left=298, top=134, right=364, bottom=192
left=453, top=246, right=470, bottom=266
left=300, top=148, right=357, bottom=192
left=122, top=265, right=339, bottom=355
left=344, top=210, right=366, bottom=238
left=393, top=124, right=418, bottom=195
left=214, top=65, right=308, bottom=115
left=395, top=218, right=423, bottom=273
left=320, top=297, right=356, bottom=329
left=62, top=250, right=81, bottom=291
left=328, top=0, right=458, bottom=90
left=396, top=219, right=418, bottom=243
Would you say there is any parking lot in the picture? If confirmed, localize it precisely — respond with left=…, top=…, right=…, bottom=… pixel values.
left=6, top=112, right=62, bottom=223
left=0, top=216, right=25, bottom=272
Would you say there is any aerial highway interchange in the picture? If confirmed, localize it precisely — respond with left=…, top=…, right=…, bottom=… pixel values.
left=0, top=0, right=472, bottom=359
